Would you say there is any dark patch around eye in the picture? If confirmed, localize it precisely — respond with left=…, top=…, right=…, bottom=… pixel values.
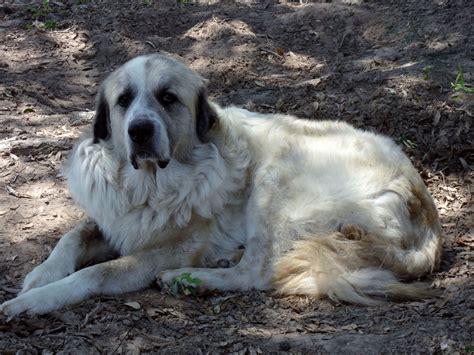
left=117, top=89, right=134, bottom=108
left=156, top=89, right=178, bottom=106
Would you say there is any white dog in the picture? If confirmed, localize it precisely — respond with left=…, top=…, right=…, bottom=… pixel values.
left=0, top=54, right=443, bottom=316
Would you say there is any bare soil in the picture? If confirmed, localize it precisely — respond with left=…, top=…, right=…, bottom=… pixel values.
left=0, top=0, right=473, bottom=353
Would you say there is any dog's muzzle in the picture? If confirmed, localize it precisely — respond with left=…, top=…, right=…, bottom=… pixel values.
left=128, top=119, right=169, bottom=170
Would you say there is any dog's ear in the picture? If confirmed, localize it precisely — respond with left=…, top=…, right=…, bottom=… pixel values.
left=93, top=88, right=111, bottom=143
left=195, top=88, right=217, bottom=142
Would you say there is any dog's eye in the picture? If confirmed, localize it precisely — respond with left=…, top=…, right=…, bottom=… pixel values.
left=117, top=93, right=132, bottom=108
left=159, top=92, right=177, bottom=105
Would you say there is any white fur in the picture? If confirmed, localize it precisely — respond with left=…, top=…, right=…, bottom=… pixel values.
left=0, top=54, right=442, bottom=316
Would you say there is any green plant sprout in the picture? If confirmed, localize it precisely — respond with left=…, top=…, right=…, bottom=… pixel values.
left=30, top=0, right=51, bottom=20
left=422, top=65, right=433, bottom=80
left=169, top=273, right=203, bottom=296
left=398, top=136, right=417, bottom=151
left=451, top=65, right=474, bottom=94
left=42, top=19, right=57, bottom=29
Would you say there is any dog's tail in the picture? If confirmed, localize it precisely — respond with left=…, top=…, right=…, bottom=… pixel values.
left=272, top=225, right=442, bottom=305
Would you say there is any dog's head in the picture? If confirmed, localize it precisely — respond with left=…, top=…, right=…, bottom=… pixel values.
left=93, top=54, right=217, bottom=170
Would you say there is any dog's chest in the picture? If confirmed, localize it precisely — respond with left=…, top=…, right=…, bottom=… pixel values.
left=96, top=186, right=249, bottom=258
left=67, top=139, right=250, bottom=255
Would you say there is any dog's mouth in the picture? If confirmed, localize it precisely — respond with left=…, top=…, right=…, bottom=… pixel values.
left=130, top=152, right=169, bottom=170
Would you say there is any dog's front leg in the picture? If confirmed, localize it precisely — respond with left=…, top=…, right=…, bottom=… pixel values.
left=19, top=219, right=114, bottom=295
left=0, top=245, right=184, bottom=317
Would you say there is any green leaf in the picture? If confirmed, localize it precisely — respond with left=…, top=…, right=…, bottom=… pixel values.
left=168, top=272, right=203, bottom=297
left=451, top=65, right=474, bottom=93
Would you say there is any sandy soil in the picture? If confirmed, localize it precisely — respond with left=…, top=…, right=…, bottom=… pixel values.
left=0, top=0, right=472, bottom=353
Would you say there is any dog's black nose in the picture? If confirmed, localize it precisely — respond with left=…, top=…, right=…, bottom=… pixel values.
left=128, top=120, right=154, bottom=144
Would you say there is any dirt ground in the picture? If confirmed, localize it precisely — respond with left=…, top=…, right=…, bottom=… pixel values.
left=0, top=0, right=473, bottom=353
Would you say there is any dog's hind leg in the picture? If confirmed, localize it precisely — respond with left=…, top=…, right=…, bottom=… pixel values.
left=20, top=219, right=115, bottom=295
left=157, top=231, right=275, bottom=293
left=157, top=196, right=278, bottom=293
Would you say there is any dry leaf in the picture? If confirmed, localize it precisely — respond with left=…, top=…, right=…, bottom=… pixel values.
left=433, top=111, right=441, bottom=126
left=146, top=308, right=159, bottom=317
left=459, top=157, right=469, bottom=170
left=124, top=301, right=141, bottom=310
left=340, top=323, right=358, bottom=331
left=275, top=47, right=285, bottom=56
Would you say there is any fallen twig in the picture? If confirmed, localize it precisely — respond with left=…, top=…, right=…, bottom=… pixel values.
left=5, top=185, right=32, bottom=199
left=260, top=48, right=284, bottom=60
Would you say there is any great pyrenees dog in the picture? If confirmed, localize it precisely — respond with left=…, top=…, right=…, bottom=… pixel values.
left=1, top=54, right=443, bottom=316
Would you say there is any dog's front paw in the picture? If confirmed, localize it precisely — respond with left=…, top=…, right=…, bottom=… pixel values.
left=1, top=297, right=28, bottom=319
left=1, top=289, right=43, bottom=318
left=1, top=284, right=71, bottom=318
left=20, top=261, right=72, bottom=295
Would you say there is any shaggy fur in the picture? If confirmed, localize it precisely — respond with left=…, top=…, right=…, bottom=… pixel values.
left=0, top=54, right=442, bottom=316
